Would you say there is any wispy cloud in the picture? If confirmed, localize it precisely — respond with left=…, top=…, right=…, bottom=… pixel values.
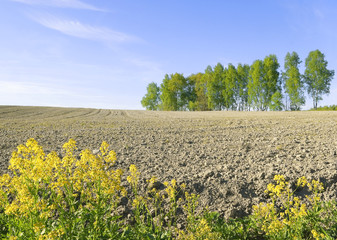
left=10, top=0, right=105, bottom=11
left=30, top=14, right=141, bottom=43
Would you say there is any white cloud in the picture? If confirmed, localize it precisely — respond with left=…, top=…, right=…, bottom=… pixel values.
left=10, top=0, right=105, bottom=11
left=30, top=14, right=140, bottom=43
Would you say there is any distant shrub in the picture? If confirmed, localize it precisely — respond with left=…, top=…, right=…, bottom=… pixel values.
left=310, top=104, right=337, bottom=111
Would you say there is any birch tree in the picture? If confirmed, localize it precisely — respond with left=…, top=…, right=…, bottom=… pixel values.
left=282, top=52, right=305, bottom=110
left=304, top=50, right=334, bottom=109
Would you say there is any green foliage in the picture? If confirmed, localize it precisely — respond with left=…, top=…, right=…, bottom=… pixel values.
left=236, top=64, right=250, bottom=111
left=160, top=73, right=188, bottom=111
left=187, top=73, right=209, bottom=111
left=269, top=90, right=284, bottom=111
left=310, top=104, right=337, bottom=111
left=223, top=64, right=237, bottom=110
left=248, top=59, right=264, bottom=110
left=141, top=82, right=160, bottom=110
left=282, top=51, right=305, bottom=111
left=262, top=54, right=280, bottom=110
left=192, top=72, right=209, bottom=111
left=207, top=63, right=225, bottom=110
left=141, top=50, right=333, bottom=112
left=184, top=74, right=198, bottom=111
left=304, top=49, right=335, bottom=109
left=160, top=74, right=175, bottom=111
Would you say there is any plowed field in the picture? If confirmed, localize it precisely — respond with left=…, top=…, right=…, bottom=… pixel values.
left=1, top=106, right=337, bottom=218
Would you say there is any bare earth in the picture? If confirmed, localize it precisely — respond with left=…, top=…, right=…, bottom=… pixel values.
left=1, top=106, right=337, bottom=218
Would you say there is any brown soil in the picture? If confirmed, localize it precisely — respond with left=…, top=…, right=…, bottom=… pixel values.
left=1, top=106, right=337, bottom=218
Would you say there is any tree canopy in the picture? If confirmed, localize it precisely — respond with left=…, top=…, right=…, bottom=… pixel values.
left=282, top=52, right=305, bottom=111
left=141, top=50, right=334, bottom=111
left=141, top=82, right=160, bottom=110
left=304, top=50, right=335, bottom=110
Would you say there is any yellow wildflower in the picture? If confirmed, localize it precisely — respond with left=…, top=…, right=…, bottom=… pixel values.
left=296, top=176, right=307, bottom=187
left=127, top=164, right=140, bottom=194
left=99, top=141, right=109, bottom=156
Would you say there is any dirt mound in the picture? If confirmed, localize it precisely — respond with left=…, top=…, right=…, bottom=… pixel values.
left=1, top=106, right=336, bottom=218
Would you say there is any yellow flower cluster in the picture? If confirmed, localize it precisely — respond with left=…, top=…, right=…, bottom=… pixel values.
left=177, top=218, right=220, bottom=240
left=147, top=176, right=157, bottom=185
left=252, top=202, right=281, bottom=235
left=311, top=229, right=326, bottom=240
left=127, top=164, right=140, bottom=194
left=164, top=179, right=178, bottom=201
left=308, top=179, right=324, bottom=192
left=132, top=195, right=145, bottom=208
left=0, top=138, right=126, bottom=239
left=296, top=176, right=307, bottom=187
left=265, top=174, right=289, bottom=197
left=253, top=175, right=325, bottom=238
left=306, top=179, right=324, bottom=206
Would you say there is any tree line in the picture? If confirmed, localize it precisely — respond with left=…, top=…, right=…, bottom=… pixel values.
left=141, top=50, right=334, bottom=111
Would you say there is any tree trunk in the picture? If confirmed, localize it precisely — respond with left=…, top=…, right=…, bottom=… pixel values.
left=314, top=97, right=317, bottom=110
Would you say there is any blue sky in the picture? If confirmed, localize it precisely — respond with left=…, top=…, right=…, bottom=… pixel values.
left=1, top=0, right=336, bottom=110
